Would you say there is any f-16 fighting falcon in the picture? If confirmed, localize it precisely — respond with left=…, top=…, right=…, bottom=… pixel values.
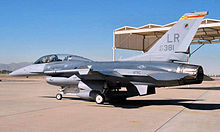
left=10, top=12, right=207, bottom=104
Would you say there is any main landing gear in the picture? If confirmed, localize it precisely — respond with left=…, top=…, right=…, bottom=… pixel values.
left=56, top=93, right=62, bottom=100
left=95, top=93, right=105, bottom=104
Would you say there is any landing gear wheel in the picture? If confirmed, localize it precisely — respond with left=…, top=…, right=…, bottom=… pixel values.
left=95, top=94, right=105, bottom=104
left=56, top=94, right=62, bottom=100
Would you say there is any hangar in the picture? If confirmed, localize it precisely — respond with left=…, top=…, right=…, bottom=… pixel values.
left=113, top=19, right=220, bottom=61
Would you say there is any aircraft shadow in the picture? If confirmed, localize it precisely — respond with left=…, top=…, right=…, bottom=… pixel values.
left=170, top=86, right=220, bottom=90
left=41, top=96, right=220, bottom=110
left=109, top=99, right=220, bottom=110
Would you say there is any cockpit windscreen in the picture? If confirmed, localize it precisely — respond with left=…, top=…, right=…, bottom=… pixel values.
left=33, top=54, right=91, bottom=64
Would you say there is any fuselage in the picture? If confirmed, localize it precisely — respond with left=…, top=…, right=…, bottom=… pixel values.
left=10, top=60, right=204, bottom=87
left=46, top=61, right=203, bottom=86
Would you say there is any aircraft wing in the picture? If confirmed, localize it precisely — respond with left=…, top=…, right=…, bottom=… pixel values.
left=44, top=67, right=189, bottom=81
left=97, top=70, right=124, bottom=78
left=96, top=69, right=189, bottom=81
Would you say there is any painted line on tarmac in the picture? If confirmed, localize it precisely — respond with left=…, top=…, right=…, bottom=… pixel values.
left=154, top=90, right=210, bottom=132
left=129, top=120, right=141, bottom=123
left=154, top=106, right=186, bottom=131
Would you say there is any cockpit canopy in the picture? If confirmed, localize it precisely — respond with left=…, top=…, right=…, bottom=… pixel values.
left=33, top=54, right=92, bottom=64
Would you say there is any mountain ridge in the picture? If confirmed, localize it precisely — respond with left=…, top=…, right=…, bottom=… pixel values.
left=0, top=62, right=32, bottom=71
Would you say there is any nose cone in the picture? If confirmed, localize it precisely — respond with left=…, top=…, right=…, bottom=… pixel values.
left=9, top=68, right=27, bottom=76
left=9, top=64, right=45, bottom=76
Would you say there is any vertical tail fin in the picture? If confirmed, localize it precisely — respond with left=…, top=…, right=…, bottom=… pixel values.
left=125, top=11, right=208, bottom=62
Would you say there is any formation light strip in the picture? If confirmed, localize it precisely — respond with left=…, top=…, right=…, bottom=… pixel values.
left=180, top=14, right=206, bottom=20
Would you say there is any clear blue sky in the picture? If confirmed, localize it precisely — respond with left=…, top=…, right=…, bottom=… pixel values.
left=0, top=0, right=220, bottom=74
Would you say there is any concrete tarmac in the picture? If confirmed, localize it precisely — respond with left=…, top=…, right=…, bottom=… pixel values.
left=0, top=76, right=220, bottom=132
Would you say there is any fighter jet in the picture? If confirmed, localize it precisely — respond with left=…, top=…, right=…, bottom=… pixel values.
left=10, top=12, right=207, bottom=104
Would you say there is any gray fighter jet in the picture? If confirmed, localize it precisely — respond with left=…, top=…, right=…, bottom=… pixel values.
left=10, top=12, right=207, bottom=104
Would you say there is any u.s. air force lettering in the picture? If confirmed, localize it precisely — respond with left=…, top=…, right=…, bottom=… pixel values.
left=167, top=33, right=180, bottom=43
left=159, top=44, right=174, bottom=51
left=159, top=33, right=180, bottom=52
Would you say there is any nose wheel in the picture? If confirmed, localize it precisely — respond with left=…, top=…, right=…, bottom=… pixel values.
left=56, top=93, right=62, bottom=100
